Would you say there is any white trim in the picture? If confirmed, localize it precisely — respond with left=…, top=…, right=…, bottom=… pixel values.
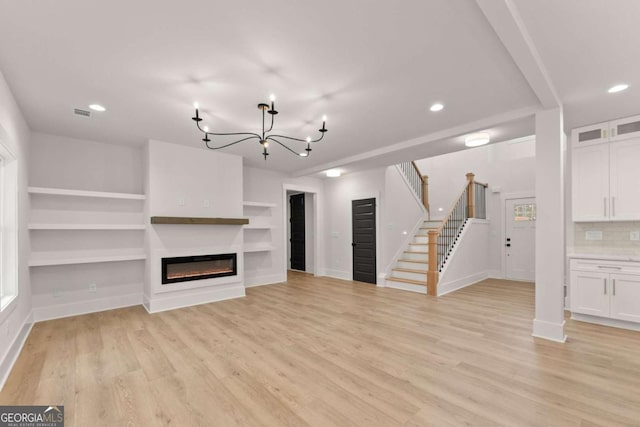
left=324, top=268, right=352, bottom=281
left=532, top=318, right=567, bottom=343
left=28, top=186, right=145, bottom=200
left=143, top=284, right=245, bottom=313
left=32, top=293, right=143, bottom=322
left=437, top=272, right=489, bottom=296
left=244, top=273, right=286, bottom=288
left=571, top=313, right=640, bottom=332
left=0, top=316, right=33, bottom=392
left=282, top=184, right=320, bottom=277
left=385, top=280, right=427, bottom=294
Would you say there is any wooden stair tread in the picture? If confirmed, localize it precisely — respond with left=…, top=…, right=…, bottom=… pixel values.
left=386, top=276, right=427, bottom=286
left=397, top=259, right=428, bottom=264
left=404, top=250, right=428, bottom=254
left=393, top=267, right=428, bottom=274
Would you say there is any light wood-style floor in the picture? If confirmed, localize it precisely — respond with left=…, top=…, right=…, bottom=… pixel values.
left=2, top=273, right=640, bottom=426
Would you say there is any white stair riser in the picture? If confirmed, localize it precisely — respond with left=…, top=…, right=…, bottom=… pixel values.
left=403, top=252, right=428, bottom=262
left=392, top=270, right=427, bottom=282
left=414, top=235, right=429, bottom=244
left=408, top=243, right=428, bottom=251
left=423, top=221, right=441, bottom=228
left=386, top=279, right=427, bottom=294
left=397, top=260, right=428, bottom=269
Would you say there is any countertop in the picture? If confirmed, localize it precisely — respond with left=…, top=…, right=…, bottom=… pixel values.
left=568, top=253, right=640, bottom=262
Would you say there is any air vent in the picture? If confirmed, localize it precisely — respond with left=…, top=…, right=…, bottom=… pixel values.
left=73, top=108, right=91, bottom=118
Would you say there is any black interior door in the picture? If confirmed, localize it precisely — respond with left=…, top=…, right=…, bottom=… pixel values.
left=352, top=198, right=376, bottom=284
left=289, top=193, right=305, bottom=271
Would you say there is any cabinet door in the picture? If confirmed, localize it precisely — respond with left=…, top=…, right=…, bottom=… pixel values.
left=570, top=270, right=610, bottom=317
left=609, top=139, right=640, bottom=220
left=572, top=144, right=610, bottom=221
left=610, top=115, right=640, bottom=142
left=610, top=273, right=640, bottom=322
left=571, top=123, right=609, bottom=147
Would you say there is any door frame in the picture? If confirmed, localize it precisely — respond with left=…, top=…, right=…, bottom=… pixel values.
left=287, top=192, right=306, bottom=272
left=348, top=191, right=381, bottom=284
left=500, top=191, right=535, bottom=280
left=282, top=184, right=320, bottom=276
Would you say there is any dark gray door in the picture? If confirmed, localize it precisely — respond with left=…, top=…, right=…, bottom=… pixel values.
left=352, top=198, right=376, bottom=284
left=289, top=193, right=305, bottom=271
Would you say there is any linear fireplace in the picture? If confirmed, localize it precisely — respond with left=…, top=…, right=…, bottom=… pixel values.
left=161, top=253, right=237, bottom=284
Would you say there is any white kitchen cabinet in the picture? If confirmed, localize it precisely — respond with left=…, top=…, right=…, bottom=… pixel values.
left=571, top=144, right=610, bottom=221
left=571, top=122, right=609, bottom=147
left=609, top=114, right=640, bottom=142
left=608, top=140, right=640, bottom=220
left=569, top=258, right=640, bottom=329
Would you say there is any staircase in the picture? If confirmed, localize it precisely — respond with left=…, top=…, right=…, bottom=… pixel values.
left=386, top=219, right=441, bottom=293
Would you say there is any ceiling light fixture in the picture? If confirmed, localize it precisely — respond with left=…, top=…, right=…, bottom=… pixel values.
left=192, top=95, right=327, bottom=160
left=464, top=132, right=491, bottom=147
left=608, top=84, right=629, bottom=93
left=325, top=169, right=341, bottom=177
left=89, top=104, right=106, bottom=112
left=430, top=103, right=444, bottom=112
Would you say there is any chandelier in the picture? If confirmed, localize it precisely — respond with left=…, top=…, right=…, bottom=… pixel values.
left=191, top=95, right=328, bottom=160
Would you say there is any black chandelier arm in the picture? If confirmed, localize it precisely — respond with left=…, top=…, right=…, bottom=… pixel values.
left=204, top=135, right=262, bottom=150
left=267, top=137, right=306, bottom=156
left=266, top=112, right=275, bottom=133
left=266, top=130, right=326, bottom=144
left=195, top=120, right=261, bottom=139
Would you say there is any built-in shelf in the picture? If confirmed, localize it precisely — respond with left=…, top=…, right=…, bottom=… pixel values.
left=244, top=225, right=276, bottom=230
left=29, top=223, right=146, bottom=230
left=244, top=244, right=276, bottom=253
left=150, top=216, right=249, bottom=225
left=29, top=251, right=146, bottom=267
left=243, top=201, right=277, bottom=208
left=29, top=186, right=146, bottom=200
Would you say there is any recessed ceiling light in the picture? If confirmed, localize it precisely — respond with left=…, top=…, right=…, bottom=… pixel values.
left=465, top=132, right=491, bottom=147
left=430, top=103, right=444, bottom=112
left=608, top=84, right=629, bottom=93
left=326, top=169, right=341, bottom=177
left=89, top=104, right=106, bottom=112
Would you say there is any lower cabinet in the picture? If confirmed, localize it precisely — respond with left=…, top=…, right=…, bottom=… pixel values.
left=570, top=259, right=640, bottom=326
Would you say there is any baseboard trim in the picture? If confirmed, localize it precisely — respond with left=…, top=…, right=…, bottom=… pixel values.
left=324, top=269, right=352, bottom=281
left=32, top=293, right=143, bottom=322
left=385, top=280, right=427, bottom=294
left=571, top=313, right=640, bottom=332
left=244, top=273, right=286, bottom=288
left=144, top=284, right=245, bottom=314
left=437, top=272, right=488, bottom=296
left=0, top=317, right=33, bottom=392
left=532, top=319, right=567, bottom=343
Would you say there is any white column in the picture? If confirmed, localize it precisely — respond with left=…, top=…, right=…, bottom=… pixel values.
left=533, top=108, right=567, bottom=342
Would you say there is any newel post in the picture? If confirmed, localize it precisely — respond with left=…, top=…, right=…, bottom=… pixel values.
left=466, top=172, right=475, bottom=219
left=421, top=175, right=429, bottom=219
left=427, top=229, right=439, bottom=296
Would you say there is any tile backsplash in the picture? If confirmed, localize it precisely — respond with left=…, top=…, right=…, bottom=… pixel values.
left=573, top=222, right=640, bottom=255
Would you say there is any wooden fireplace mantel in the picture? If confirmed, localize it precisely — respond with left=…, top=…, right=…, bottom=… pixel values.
left=150, top=216, right=249, bottom=225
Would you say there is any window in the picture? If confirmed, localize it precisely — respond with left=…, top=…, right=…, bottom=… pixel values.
left=513, top=203, right=536, bottom=222
left=0, top=140, right=18, bottom=311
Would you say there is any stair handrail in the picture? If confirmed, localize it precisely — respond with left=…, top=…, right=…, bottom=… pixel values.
left=398, top=161, right=430, bottom=219
left=426, top=173, right=487, bottom=296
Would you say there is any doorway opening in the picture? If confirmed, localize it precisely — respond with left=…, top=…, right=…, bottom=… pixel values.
left=505, top=197, right=536, bottom=281
left=286, top=190, right=316, bottom=274
left=352, top=197, right=377, bottom=284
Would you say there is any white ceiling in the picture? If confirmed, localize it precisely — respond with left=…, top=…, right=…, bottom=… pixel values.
left=0, top=0, right=638, bottom=174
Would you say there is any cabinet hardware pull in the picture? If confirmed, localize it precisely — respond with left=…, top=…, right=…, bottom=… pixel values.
left=612, top=196, right=615, bottom=217
left=613, top=279, right=616, bottom=296
left=604, top=278, right=607, bottom=295
left=597, top=266, right=622, bottom=270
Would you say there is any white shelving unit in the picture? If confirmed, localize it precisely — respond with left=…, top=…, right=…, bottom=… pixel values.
left=243, top=201, right=276, bottom=253
left=29, top=187, right=146, bottom=266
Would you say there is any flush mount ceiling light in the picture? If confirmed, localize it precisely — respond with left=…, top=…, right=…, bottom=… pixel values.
left=608, top=84, right=629, bottom=93
left=325, top=169, right=341, bottom=177
left=465, top=132, right=491, bottom=147
left=89, top=104, right=106, bottom=112
left=430, top=103, right=444, bottom=112
left=192, top=95, right=328, bottom=160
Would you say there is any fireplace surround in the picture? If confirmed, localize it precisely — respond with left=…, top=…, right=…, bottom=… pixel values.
left=161, top=253, right=237, bottom=284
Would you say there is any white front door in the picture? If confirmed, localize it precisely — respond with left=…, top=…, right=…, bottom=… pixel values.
left=505, top=197, right=536, bottom=281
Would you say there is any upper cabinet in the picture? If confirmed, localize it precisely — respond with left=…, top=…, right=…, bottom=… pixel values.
left=571, top=114, right=640, bottom=222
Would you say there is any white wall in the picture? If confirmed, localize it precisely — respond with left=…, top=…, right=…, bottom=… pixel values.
left=415, top=137, right=536, bottom=278
left=145, top=140, right=245, bottom=312
left=243, top=166, right=324, bottom=285
left=0, top=70, right=32, bottom=389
